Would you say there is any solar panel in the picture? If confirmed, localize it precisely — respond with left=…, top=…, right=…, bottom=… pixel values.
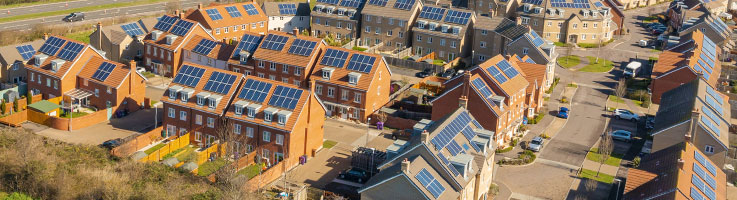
left=444, top=10, right=471, bottom=25
left=525, top=58, right=536, bottom=64
left=91, top=62, right=117, bottom=81
left=704, top=94, right=723, bottom=115
left=15, top=44, right=35, bottom=61
left=225, top=6, right=243, bottom=17
left=694, top=147, right=718, bottom=176
left=268, top=86, right=304, bottom=110
left=341, top=0, right=364, bottom=8
left=393, top=0, right=415, bottom=10
left=317, top=0, right=339, bottom=5
left=238, top=79, right=273, bottom=103
left=461, top=126, right=476, bottom=141
left=346, top=53, right=376, bottom=73
left=121, top=22, right=145, bottom=37
left=153, top=15, right=177, bottom=31
left=692, top=174, right=716, bottom=200
left=232, top=34, right=263, bottom=58
left=203, top=71, right=237, bottom=94
left=415, top=169, right=446, bottom=198
left=320, top=49, right=349, bottom=67
left=594, top=1, right=603, bottom=7
left=472, top=78, right=498, bottom=107
left=522, top=0, right=543, bottom=4
left=278, top=4, right=297, bottom=15
left=697, top=59, right=713, bottom=74
left=57, top=42, right=84, bottom=61
left=368, top=0, right=388, bottom=6
left=287, top=39, right=318, bottom=56
left=693, top=163, right=717, bottom=189
left=446, top=140, right=463, bottom=156
left=243, top=4, right=260, bottom=15
left=260, top=34, right=289, bottom=51
left=170, top=20, right=194, bottom=36
left=39, top=36, right=66, bottom=56
left=472, top=119, right=482, bottom=129
left=702, top=106, right=721, bottom=126
left=705, top=86, right=723, bottom=105
left=497, top=60, right=520, bottom=78
left=206, top=9, right=224, bottom=20
left=418, top=6, right=446, bottom=21
left=172, top=65, right=205, bottom=87
left=693, top=64, right=710, bottom=80
left=691, top=187, right=706, bottom=200
left=485, top=65, right=508, bottom=83
left=430, top=110, right=473, bottom=150
left=192, top=39, right=218, bottom=55
left=530, top=33, right=545, bottom=47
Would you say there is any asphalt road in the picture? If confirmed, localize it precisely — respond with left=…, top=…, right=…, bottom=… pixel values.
left=0, top=0, right=212, bottom=31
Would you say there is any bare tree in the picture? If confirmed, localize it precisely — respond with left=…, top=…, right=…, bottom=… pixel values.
left=614, top=78, right=627, bottom=111
left=213, top=117, right=252, bottom=199
left=596, top=130, right=613, bottom=177
left=157, top=64, right=170, bottom=86
left=376, top=110, right=388, bottom=125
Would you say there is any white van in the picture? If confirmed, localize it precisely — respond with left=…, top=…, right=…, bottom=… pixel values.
left=624, top=61, right=642, bottom=78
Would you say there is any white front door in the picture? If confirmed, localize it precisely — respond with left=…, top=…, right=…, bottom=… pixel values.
left=340, top=107, right=347, bottom=119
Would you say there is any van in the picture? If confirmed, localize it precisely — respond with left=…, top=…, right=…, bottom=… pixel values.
left=624, top=61, right=642, bottom=78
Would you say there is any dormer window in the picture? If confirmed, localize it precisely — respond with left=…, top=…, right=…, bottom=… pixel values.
left=234, top=100, right=248, bottom=116
left=348, top=72, right=361, bottom=85
left=278, top=115, right=286, bottom=124
left=277, top=110, right=292, bottom=125
left=197, top=96, right=205, bottom=105
left=246, top=104, right=262, bottom=118
left=34, top=54, right=48, bottom=67
left=207, top=94, right=222, bottom=109
left=452, top=27, right=460, bottom=35
left=196, top=92, right=210, bottom=106
left=209, top=99, right=216, bottom=108
left=263, top=107, right=278, bottom=123
left=417, top=21, right=426, bottom=29
left=168, top=85, right=183, bottom=100
left=235, top=106, right=243, bottom=115
left=322, top=67, right=335, bottom=79
left=181, top=93, right=189, bottom=102
left=428, top=23, right=437, bottom=30
left=442, top=25, right=449, bottom=33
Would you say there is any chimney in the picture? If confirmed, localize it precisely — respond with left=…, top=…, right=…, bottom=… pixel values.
left=198, top=3, right=202, bottom=9
left=459, top=71, right=471, bottom=108
left=310, top=79, right=316, bottom=94
left=43, top=33, right=49, bottom=40
left=677, top=158, right=685, bottom=170
left=293, top=28, right=300, bottom=36
left=420, top=130, right=429, bottom=144
left=129, top=60, right=137, bottom=95
left=459, top=96, right=468, bottom=109
left=174, top=10, right=179, bottom=16
left=685, top=133, right=692, bottom=143
left=97, top=22, right=103, bottom=49
left=179, top=10, right=185, bottom=19
left=401, top=158, right=410, bottom=174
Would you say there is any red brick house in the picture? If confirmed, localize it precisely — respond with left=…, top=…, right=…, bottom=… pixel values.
left=186, top=2, right=269, bottom=42
left=75, top=56, right=147, bottom=113
left=513, top=55, right=547, bottom=118
left=310, top=46, right=392, bottom=122
left=251, top=31, right=325, bottom=88
left=143, top=14, right=215, bottom=77
left=226, top=31, right=264, bottom=75
left=181, top=35, right=236, bottom=70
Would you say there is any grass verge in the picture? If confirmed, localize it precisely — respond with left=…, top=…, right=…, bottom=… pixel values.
left=557, top=55, right=580, bottom=69
left=144, top=143, right=166, bottom=154
left=545, top=77, right=560, bottom=94
left=567, top=83, right=578, bottom=88
left=0, top=0, right=169, bottom=24
left=579, top=169, right=615, bottom=184
left=608, top=95, right=624, bottom=103
left=586, top=147, right=624, bottom=166
left=323, top=140, right=337, bottom=149
left=62, top=29, right=94, bottom=44
left=352, top=46, right=367, bottom=51
left=578, top=56, right=613, bottom=72
left=197, top=158, right=227, bottom=177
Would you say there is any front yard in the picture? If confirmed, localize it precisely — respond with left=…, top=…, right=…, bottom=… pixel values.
left=578, top=57, right=614, bottom=72
left=579, top=169, right=615, bottom=184
left=585, top=147, right=624, bottom=166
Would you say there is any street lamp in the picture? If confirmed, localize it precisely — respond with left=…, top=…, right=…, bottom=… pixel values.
left=614, top=178, right=622, bottom=200
left=366, top=117, right=371, bottom=147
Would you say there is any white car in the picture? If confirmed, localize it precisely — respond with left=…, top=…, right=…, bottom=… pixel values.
left=614, top=109, right=639, bottom=122
left=136, top=67, right=146, bottom=74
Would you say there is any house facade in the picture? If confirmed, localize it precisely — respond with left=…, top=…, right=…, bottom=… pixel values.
left=75, top=56, right=147, bottom=113
left=513, top=55, right=547, bottom=117
left=262, top=2, right=311, bottom=33
left=412, top=5, right=476, bottom=62
left=311, top=0, right=366, bottom=40
left=143, top=15, right=215, bottom=77
left=186, top=2, right=269, bottom=41
left=181, top=35, right=235, bottom=70
left=251, top=31, right=326, bottom=88
left=89, top=18, right=157, bottom=63
left=0, top=39, right=43, bottom=84
left=515, top=0, right=618, bottom=44
left=360, top=0, right=422, bottom=52
left=226, top=31, right=265, bottom=75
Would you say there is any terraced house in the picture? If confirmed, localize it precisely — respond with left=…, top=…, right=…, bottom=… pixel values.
left=186, top=2, right=269, bottom=41
left=512, top=55, right=547, bottom=118
left=262, top=2, right=311, bottom=33
left=162, top=63, right=244, bottom=141
left=311, top=0, right=367, bottom=40
left=251, top=31, right=326, bottom=88
left=223, top=76, right=325, bottom=168
left=311, top=46, right=392, bottom=122
left=360, top=0, right=422, bottom=52
left=668, top=0, right=733, bottom=52
left=181, top=35, right=235, bottom=70
left=473, top=17, right=556, bottom=88
left=412, top=5, right=475, bottom=62
left=432, top=55, right=529, bottom=146
left=226, top=31, right=264, bottom=75
left=143, top=15, right=215, bottom=77
left=516, top=0, right=618, bottom=44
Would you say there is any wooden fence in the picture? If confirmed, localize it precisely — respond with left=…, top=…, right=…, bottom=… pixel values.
left=140, top=133, right=190, bottom=162
left=196, top=143, right=224, bottom=165
left=384, top=56, right=444, bottom=74
left=28, top=109, right=108, bottom=131
left=111, top=127, right=163, bottom=157
left=0, top=110, right=27, bottom=127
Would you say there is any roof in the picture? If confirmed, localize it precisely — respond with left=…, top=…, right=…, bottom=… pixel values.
left=186, top=2, right=268, bottom=29
left=224, top=76, right=312, bottom=132
left=517, top=0, right=615, bottom=21
left=412, top=5, right=475, bottom=39
left=228, top=31, right=265, bottom=65
left=361, top=0, right=421, bottom=21
left=472, top=55, right=530, bottom=97
left=76, top=56, right=135, bottom=88
left=311, top=46, right=385, bottom=91
left=653, top=30, right=721, bottom=85
left=143, top=15, right=213, bottom=52
left=251, top=31, right=324, bottom=69
left=262, top=2, right=311, bottom=16
left=311, top=0, right=364, bottom=20
left=28, top=100, right=60, bottom=113
left=473, top=16, right=503, bottom=31
left=100, top=18, right=158, bottom=45
left=0, top=39, right=44, bottom=65
left=25, top=35, right=102, bottom=78
left=493, top=18, right=529, bottom=40
left=514, top=58, right=546, bottom=94
left=182, top=35, right=236, bottom=61
left=161, top=62, right=244, bottom=115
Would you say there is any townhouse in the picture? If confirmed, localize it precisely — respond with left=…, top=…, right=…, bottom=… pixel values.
left=473, top=17, right=557, bottom=88
left=0, top=39, right=43, bottom=84
left=311, top=0, right=366, bottom=40
left=311, top=46, right=392, bottom=122
left=624, top=142, right=727, bottom=199
left=162, top=62, right=244, bottom=139
left=512, top=55, right=547, bottom=118
left=227, top=31, right=264, bottom=75
left=75, top=56, right=147, bottom=113
left=262, top=2, right=311, bottom=33
left=516, top=0, right=618, bottom=44
left=186, top=2, right=269, bottom=41
left=143, top=15, right=215, bottom=77
left=224, top=76, right=325, bottom=168
left=651, top=78, right=731, bottom=167
left=90, top=18, right=158, bottom=63
left=251, top=31, right=326, bottom=88
left=181, top=35, right=236, bottom=70
left=468, top=0, right=520, bottom=17
left=358, top=108, right=495, bottom=200
left=360, top=0, right=422, bottom=52
left=668, top=1, right=733, bottom=53
left=432, top=55, right=529, bottom=146
left=650, top=30, right=720, bottom=104
left=412, top=5, right=475, bottom=62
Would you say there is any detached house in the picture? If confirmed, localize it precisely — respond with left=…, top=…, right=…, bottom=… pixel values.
left=75, top=56, right=147, bottom=113
left=412, top=6, right=475, bottom=62
left=360, top=0, right=423, bottom=52
left=311, top=46, right=392, bottom=122
left=186, top=2, right=269, bottom=41
left=181, top=35, right=236, bottom=70
left=311, top=0, right=366, bottom=40
left=262, top=2, right=311, bottom=33
left=251, top=31, right=325, bottom=88
left=90, top=18, right=158, bottom=63
left=0, top=39, right=43, bottom=84
left=516, top=0, right=618, bottom=44
left=143, top=15, right=215, bottom=77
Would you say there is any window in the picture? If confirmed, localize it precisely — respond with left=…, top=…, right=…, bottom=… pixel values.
left=533, top=19, right=537, bottom=26
left=352, top=109, right=359, bottom=119
left=195, top=132, right=201, bottom=142
left=440, top=39, right=445, bottom=46
left=207, top=117, right=214, bottom=128
left=347, top=23, right=353, bottom=30
left=705, top=145, right=714, bottom=154
left=209, top=98, right=216, bottom=109
left=377, top=16, right=381, bottom=23
left=252, top=23, right=257, bottom=29
left=558, top=22, right=562, bottom=27
left=46, top=78, right=50, bottom=87
left=327, top=87, right=335, bottom=97
left=481, top=30, right=487, bottom=35
left=276, top=134, right=284, bottom=145
left=215, top=28, right=220, bottom=34
left=450, top=41, right=457, bottom=48
left=354, top=93, right=362, bottom=103
left=314, top=18, right=320, bottom=24
left=282, top=77, right=289, bottom=83
left=180, top=111, right=187, bottom=121
left=389, top=18, right=394, bottom=25
left=581, top=34, right=586, bottom=40
left=260, top=22, right=264, bottom=27
left=234, top=124, right=241, bottom=134
left=235, top=106, right=243, bottom=115
left=168, top=108, right=175, bottom=118
left=195, top=114, right=202, bottom=125
left=427, top=37, right=432, bottom=43
left=522, top=47, right=529, bottom=54
left=398, top=31, right=403, bottom=38
left=573, top=24, right=577, bottom=29
left=106, top=87, right=111, bottom=94
left=521, top=17, right=529, bottom=25
left=94, top=88, right=99, bottom=97
left=30, top=72, right=34, bottom=81
left=583, top=23, right=588, bottom=29
left=53, top=80, right=58, bottom=89
left=375, top=27, right=380, bottom=34
left=547, top=21, right=552, bottom=26
left=247, top=107, right=256, bottom=118
left=265, top=112, right=272, bottom=122
left=557, top=33, right=560, bottom=39
left=270, top=63, right=276, bottom=71
left=387, top=30, right=393, bottom=36
left=269, top=75, right=275, bottom=80
left=479, top=55, right=486, bottom=61
left=246, top=127, right=254, bottom=138
left=480, top=41, right=486, bottom=48
left=337, top=22, right=342, bottom=28
left=341, top=90, right=349, bottom=100
left=224, top=27, right=229, bottom=33
left=416, top=35, right=422, bottom=42
left=263, top=131, right=271, bottom=142
left=197, top=96, right=205, bottom=106
left=365, top=26, right=370, bottom=33
left=592, top=34, right=597, bottom=39
left=593, top=23, right=598, bottom=28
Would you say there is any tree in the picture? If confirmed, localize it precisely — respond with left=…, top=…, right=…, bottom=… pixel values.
left=376, top=110, right=388, bottom=125
left=596, top=130, right=613, bottom=177
left=26, top=91, right=32, bottom=105
left=213, top=117, right=252, bottom=199
left=158, top=64, right=171, bottom=86
left=614, top=78, right=627, bottom=111
left=1, top=99, right=7, bottom=115
left=13, top=98, right=18, bottom=112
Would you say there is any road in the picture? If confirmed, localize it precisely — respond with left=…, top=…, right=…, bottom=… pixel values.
left=0, top=0, right=212, bottom=31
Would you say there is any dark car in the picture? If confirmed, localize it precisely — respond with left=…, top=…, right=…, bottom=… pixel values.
left=63, top=12, right=85, bottom=22
left=101, top=138, right=121, bottom=149
left=416, top=68, right=433, bottom=78
left=441, top=69, right=455, bottom=78
left=391, top=129, right=413, bottom=140
left=557, top=107, right=569, bottom=119
left=338, top=168, right=369, bottom=183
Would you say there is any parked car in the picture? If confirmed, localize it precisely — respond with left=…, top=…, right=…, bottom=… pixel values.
left=609, top=130, right=632, bottom=142
left=557, top=107, right=569, bottom=119
left=63, top=12, right=85, bottom=22
left=101, top=138, right=121, bottom=149
left=339, top=168, right=369, bottom=183
left=442, top=69, right=455, bottom=78
left=416, top=68, right=433, bottom=78
left=391, top=129, right=413, bottom=140
left=614, top=109, right=639, bottom=122
left=455, top=69, right=465, bottom=76
left=136, top=67, right=146, bottom=74
left=645, top=115, right=655, bottom=130
left=528, top=136, right=544, bottom=152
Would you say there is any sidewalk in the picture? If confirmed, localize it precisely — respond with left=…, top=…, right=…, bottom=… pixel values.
left=581, top=159, right=619, bottom=175
left=145, top=76, right=171, bottom=90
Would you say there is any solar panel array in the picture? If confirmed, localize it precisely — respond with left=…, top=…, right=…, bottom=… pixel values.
left=444, top=10, right=471, bottom=25
left=121, top=23, right=145, bottom=37
left=278, top=4, right=297, bottom=15
left=418, top=6, right=446, bottom=21
left=268, top=86, right=304, bottom=110
left=39, top=36, right=65, bottom=56
left=192, top=39, right=218, bottom=55
left=485, top=65, right=508, bottom=83
left=243, top=4, right=260, bottom=15
left=206, top=9, right=224, bottom=21
left=368, top=0, right=388, bottom=6
left=693, top=163, right=717, bottom=189
left=550, top=0, right=591, bottom=8
left=57, top=42, right=84, bottom=61
left=437, top=152, right=461, bottom=176
left=446, top=140, right=464, bottom=156
left=472, top=78, right=498, bottom=107
left=393, top=0, right=415, bottom=10
left=238, top=79, right=273, bottom=103
left=704, top=93, right=723, bottom=115
left=15, top=45, right=35, bottom=60
left=709, top=17, right=729, bottom=35
left=91, top=62, right=117, bottom=81
left=525, top=58, right=536, bottom=64
left=706, top=86, right=724, bottom=105
left=593, top=1, right=603, bottom=7
left=522, top=0, right=543, bottom=5
left=153, top=15, right=177, bottom=31
left=415, top=169, right=446, bottom=198
left=430, top=110, right=473, bottom=150
left=346, top=53, right=376, bottom=73
left=693, top=63, right=710, bottom=80
left=341, top=0, right=364, bottom=8
left=691, top=174, right=716, bottom=200
left=225, top=6, right=243, bottom=17
left=497, top=60, right=520, bottom=79
left=203, top=71, right=237, bottom=94
left=172, top=65, right=205, bottom=87
left=691, top=187, right=706, bottom=200
left=260, top=34, right=289, bottom=51
left=287, top=39, right=318, bottom=56
left=320, top=49, right=349, bottom=67
left=695, top=150, right=718, bottom=175
left=530, top=30, right=545, bottom=47
left=170, top=20, right=194, bottom=36
left=697, top=59, right=713, bottom=75
left=317, top=0, right=339, bottom=5
left=232, top=34, right=263, bottom=58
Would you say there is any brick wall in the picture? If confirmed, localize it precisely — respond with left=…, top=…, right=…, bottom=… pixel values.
left=28, top=109, right=108, bottom=131
left=111, top=127, right=163, bottom=157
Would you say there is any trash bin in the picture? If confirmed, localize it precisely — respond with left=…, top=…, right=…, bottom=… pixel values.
left=377, top=122, right=384, bottom=130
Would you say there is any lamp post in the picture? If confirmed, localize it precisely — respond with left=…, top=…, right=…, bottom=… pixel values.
left=366, top=117, right=371, bottom=147
left=614, top=178, right=622, bottom=200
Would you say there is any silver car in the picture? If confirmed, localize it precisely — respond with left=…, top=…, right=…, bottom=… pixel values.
left=528, top=137, right=544, bottom=152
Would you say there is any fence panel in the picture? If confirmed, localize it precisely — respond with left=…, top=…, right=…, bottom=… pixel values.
left=384, top=57, right=443, bottom=74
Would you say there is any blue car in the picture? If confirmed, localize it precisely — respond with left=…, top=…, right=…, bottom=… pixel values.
left=557, top=107, right=569, bottom=118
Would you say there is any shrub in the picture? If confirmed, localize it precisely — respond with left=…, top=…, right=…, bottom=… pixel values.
left=560, top=97, right=569, bottom=103
left=518, top=125, right=529, bottom=132
left=511, top=139, right=519, bottom=147
left=26, top=92, right=32, bottom=105
left=528, top=113, right=545, bottom=124
left=540, top=134, right=550, bottom=139
left=1, top=99, right=6, bottom=114
left=633, top=156, right=641, bottom=167
left=642, top=99, right=651, bottom=108
left=495, top=146, right=513, bottom=153
left=13, top=98, right=18, bottom=112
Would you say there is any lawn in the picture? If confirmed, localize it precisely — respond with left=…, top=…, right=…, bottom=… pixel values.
left=433, top=59, right=445, bottom=66
left=608, top=95, right=624, bottom=103
left=142, top=71, right=156, bottom=78
left=323, top=140, right=337, bottom=149
left=352, top=46, right=367, bottom=51
left=553, top=42, right=569, bottom=47
left=0, top=0, right=170, bottom=24
left=567, top=83, right=578, bottom=88
left=162, top=145, right=195, bottom=160
left=578, top=57, right=614, bottom=72
left=144, top=143, right=166, bottom=154
left=63, top=30, right=94, bottom=44
left=174, top=146, right=197, bottom=162
left=632, top=99, right=644, bottom=107
left=59, top=111, right=88, bottom=118
left=586, top=148, right=624, bottom=166
left=237, top=163, right=262, bottom=180
left=650, top=49, right=662, bottom=53
left=197, top=158, right=227, bottom=177
left=579, top=169, right=615, bottom=184
left=557, top=55, right=580, bottom=69
left=150, top=100, right=159, bottom=107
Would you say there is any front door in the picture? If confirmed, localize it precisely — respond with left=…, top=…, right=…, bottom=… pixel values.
left=340, top=107, right=348, bottom=119
left=568, top=35, right=578, bottom=44
left=106, top=101, right=112, bottom=120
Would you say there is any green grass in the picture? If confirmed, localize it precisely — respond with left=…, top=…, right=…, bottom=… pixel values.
left=527, top=113, right=545, bottom=124
left=150, top=100, right=159, bottom=107
left=567, top=83, right=578, bottom=88
left=557, top=55, right=580, bottom=69
left=162, top=146, right=186, bottom=160
left=59, top=111, right=88, bottom=118
left=0, top=0, right=170, bottom=24
left=197, top=158, right=227, bottom=177
left=174, top=146, right=197, bottom=162
left=586, top=148, right=624, bottom=166
left=352, top=46, right=367, bottom=51
left=433, top=59, right=445, bottom=66
left=144, top=143, right=166, bottom=154
left=402, top=56, right=410, bottom=60
left=142, top=71, right=156, bottom=78
left=553, top=42, right=569, bottom=47
left=545, top=77, right=560, bottom=94
left=544, top=97, right=550, bottom=101
left=608, top=95, right=624, bottom=103
left=237, top=163, right=262, bottom=180
left=579, top=169, right=615, bottom=184
left=650, top=49, right=662, bottom=53
left=63, top=29, right=94, bottom=44
left=323, top=140, right=337, bottom=149
left=578, top=56, right=613, bottom=72
left=632, top=99, right=644, bottom=107
left=0, top=0, right=74, bottom=9
left=0, top=192, right=6, bottom=199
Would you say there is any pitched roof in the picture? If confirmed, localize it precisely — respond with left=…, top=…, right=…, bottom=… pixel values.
left=473, top=16, right=503, bottom=31
left=652, top=79, right=698, bottom=134
left=76, top=56, right=133, bottom=88
left=182, top=35, right=236, bottom=61
left=251, top=31, right=324, bottom=68
left=186, top=2, right=268, bottom=29
left=653, top=30, right=720, bottom=85
left=514, top=58, right=546, bottom=94
left=143, top=15, right=213, bottom=52
left=493, top=18, right=528, bottom=40
left=0, top=39, right=44, bottom=65
left=161, top=62, right=244, bottom=115
left=100, top=18, right=158, bottom=45
left=262, top=2, right=311, bottom=16
left=227, top=31, right=265, bottom=65
left=25, top=35, right=102, bottom=78
left=413, top=5, right=475, bottom=39
left=473, top=55, right=529, bottom=97
left=311, top=46, right=385, bottom=91
left=361, top=0, right=421, bottom=21
left=224, top=76, right=312, bottom=132
left=311, top=0, right=364, bottom=20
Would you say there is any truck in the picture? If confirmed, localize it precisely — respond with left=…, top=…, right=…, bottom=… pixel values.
left=624, top=61, right=642, bottom=78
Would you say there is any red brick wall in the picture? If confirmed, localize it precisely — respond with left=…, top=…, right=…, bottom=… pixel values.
left=0, top=109, right=27, bottom=127
left=252, top=60, right=310, bottom=88
left=111, top=126, right=163, bottom=157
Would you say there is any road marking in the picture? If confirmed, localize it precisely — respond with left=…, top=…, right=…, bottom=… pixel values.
left=536, top=158, right=580, bottom=171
